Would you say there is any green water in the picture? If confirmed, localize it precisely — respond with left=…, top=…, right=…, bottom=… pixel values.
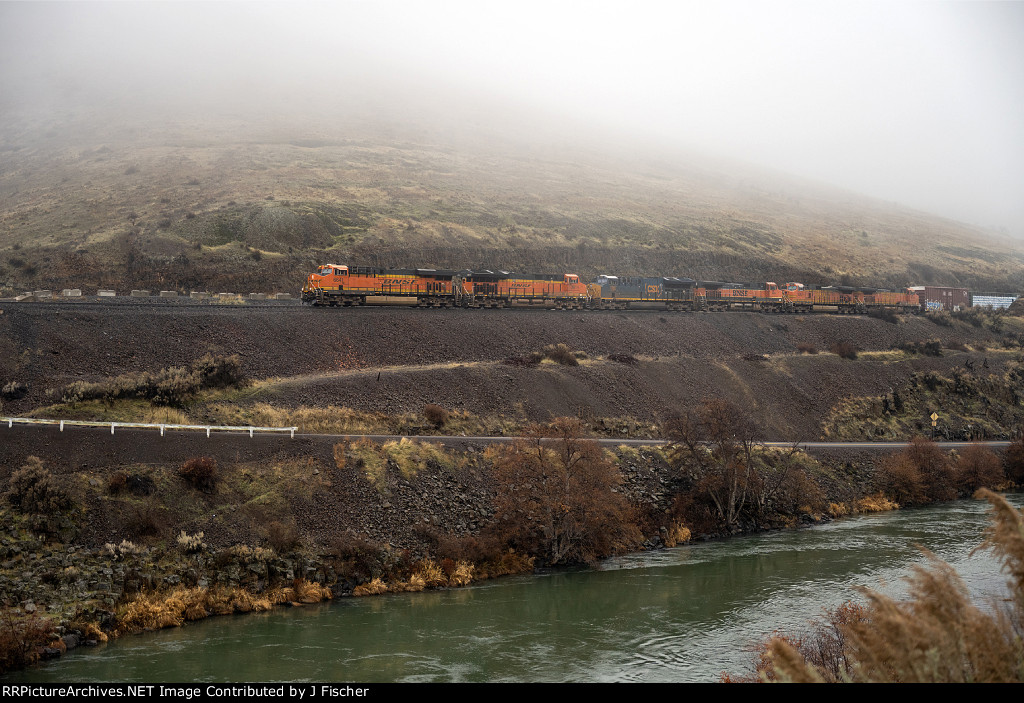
left=5, top=497, right=1018, bottom=683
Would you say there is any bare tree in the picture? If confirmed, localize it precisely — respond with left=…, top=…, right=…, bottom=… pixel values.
left=663, top=399, right=761, bottom=530
left=488, top=418, right=640, bottom=564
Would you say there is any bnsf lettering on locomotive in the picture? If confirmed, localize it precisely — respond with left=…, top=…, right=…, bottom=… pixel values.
left=382, top=278, right=415, bottom=285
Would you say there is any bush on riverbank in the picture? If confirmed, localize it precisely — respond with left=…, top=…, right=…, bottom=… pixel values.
left=729, top=489, right=1024, bottom=682
left=488, top=418, right=643, bottom=565
left=874, top=438, right=1009, bottom=506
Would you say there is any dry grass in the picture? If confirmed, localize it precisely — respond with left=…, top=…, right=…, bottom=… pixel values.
left=475, top=550, right=536, bottom=580
left=352, top=577, right=388, bottom=597
left=414, top=559, right=449, bottom=588
left=828, top=502, right=850, bottom=517
left=663, top=521, right=692, bottom=547
left=114, top=579, right=331, bottom=635
left=855, top=493, right=899, bottom=513
left=738, top=490, right=1024, bottom=683
left=381, top=438, right=456, bottom=479
left=335, top=439, right=388, bottom=488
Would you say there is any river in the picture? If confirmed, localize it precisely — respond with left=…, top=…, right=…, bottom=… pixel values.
left=4, top=495, right=1019, bottom=683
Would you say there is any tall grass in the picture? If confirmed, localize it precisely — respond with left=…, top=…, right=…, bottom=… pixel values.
left=735, top=490, right=1024, bottom=682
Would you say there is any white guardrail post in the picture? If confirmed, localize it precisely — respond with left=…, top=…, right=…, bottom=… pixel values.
left=2, top=417, right=298, bottom=438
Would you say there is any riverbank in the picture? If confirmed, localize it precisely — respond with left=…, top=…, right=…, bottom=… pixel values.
left=3, top=411, right=1020, bottom=674
left=6, top=496, right=1018, bottom=683
left=2, top=433, right=978, bottom=675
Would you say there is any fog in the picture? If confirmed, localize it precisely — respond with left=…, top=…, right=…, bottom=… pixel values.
left=2, top=0, right=1022, bottom=236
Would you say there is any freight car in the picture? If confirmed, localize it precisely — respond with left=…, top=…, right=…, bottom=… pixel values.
left=301, top=264, right=924, bottom=313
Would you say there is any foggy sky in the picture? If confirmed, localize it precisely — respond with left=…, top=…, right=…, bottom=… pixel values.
left=2, top=0, right=1023, bottom=236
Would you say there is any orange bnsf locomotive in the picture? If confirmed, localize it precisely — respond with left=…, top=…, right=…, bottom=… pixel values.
left=302, top=265, right=589, bottom=309
left=301, top=265, right=922, bottom=313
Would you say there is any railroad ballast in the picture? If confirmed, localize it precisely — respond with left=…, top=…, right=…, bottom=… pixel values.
left=301, top=264, right=926, bottom=313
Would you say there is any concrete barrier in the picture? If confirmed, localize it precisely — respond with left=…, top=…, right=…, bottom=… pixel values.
left=32, top=290, right=52, bottom=299
left=274, top=293, right=293, bottom=300
left=97, top=290, right=116, bottom=297
left=159, top=290, right=178, bottom=298
left=249, top=293, right=267, bottom=300
left=130, top=290, right=150, bottom=297
left=190, top=291, right=209, bottom=300
left=61, top=289, right=82, bottom=297
left=15, top=293, right=36, bottom=302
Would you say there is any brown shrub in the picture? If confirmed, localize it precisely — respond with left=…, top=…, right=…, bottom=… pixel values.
left=0, top=612, right=58, bottom=673
left=266, top=521, right=301, bottom=554
left=488, top=417, right=641, bottom=564
left=795, top=343, right=818, bottom=354
left=875, top=438, right=956, bottom=505
left=423, top=403, right=449, bottom=428
left=874, top=453, right=926, bottom=505
left=179, top=457, right=218, bottom=492
left=5, top=457, right=73, bottom=515
left=867, top=307, right=899, bottom=324
left=725, top=601, right=870, bottom=682
left=124, top=503, right=166, bottom=538
left=956, top=443, right=1004, bottom=493
left=907, top=436, right=957, bottom=502
left=829, top=342, right=859, bottom=360
left=1005, top=436, right=1024, bottom=486
left=542, top=343, right=579, bottom=366
left=330, top=533, right=389, bottom=582
left=107, top=471, right=128, bottom=495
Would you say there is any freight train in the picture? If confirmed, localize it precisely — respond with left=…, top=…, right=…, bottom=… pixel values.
left=301, top=264, right=924, bottom=314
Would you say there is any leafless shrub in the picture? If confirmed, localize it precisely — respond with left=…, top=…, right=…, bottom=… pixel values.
left=330, top=533, right=390, bottom=582
left=266, top=521, right=301, bottom=553
left=830, top=342, right=859, bottom=360
left=874, top=437, right=956, bottom=505
left=0, top=612, right=58, bottom=673
left=956, top=443, right=1004, bottom=493
left=125, top=503, right=165, bottom=538
left=1004, top=436, right=1024, bottom=486
left=107, top=472, right=128, bottom=495
left=6, top=457, right=73, bottom=515
left=488, top=418, right=641, bottom=564
left=796, top=343, right=818, bottom=354
left=179, top=457, right=217, bottom=492
left=423, top=403, right=449, bottom=428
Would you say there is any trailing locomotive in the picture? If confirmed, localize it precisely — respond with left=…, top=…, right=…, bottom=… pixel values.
left=301, top=264, right=923, bottom=313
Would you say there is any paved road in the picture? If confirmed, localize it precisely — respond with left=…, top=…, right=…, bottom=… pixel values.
left=0, top=420, right=1010, bottom=468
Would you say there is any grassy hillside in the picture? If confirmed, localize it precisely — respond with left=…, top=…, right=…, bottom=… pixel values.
left=1, top=108, right=1021, bottom=294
